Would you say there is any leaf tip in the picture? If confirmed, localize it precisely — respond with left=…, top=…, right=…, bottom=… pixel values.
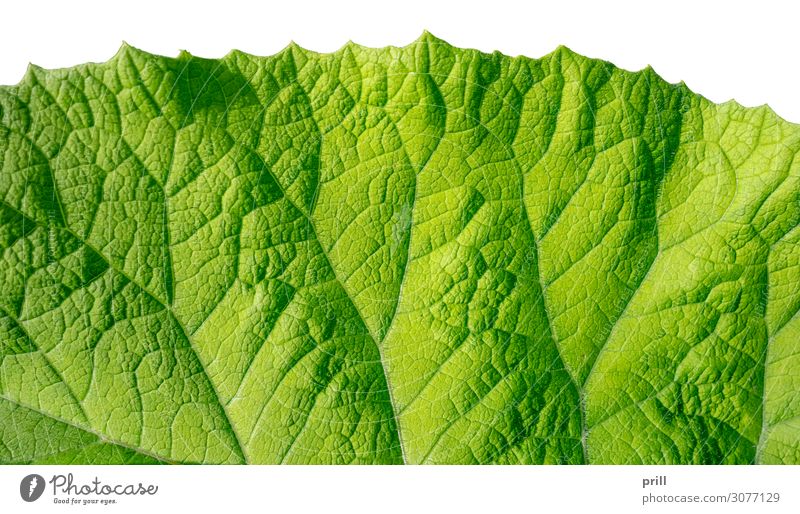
left=22, top=62, right=45, bottom=83
left=113, top=41, right=131, bottom=60
left=415, top=30, right=448, bottom=48
left=285, top=40, right=306, bottom=54
left=113, top=41, right=152, bottom=62
left=554, top=44, right=576, bottom=55
left=418, top=29, right=435, bottom=41
left=223, top=48, right=243, bottom=60
left=334, top=38, right=359, bottom=54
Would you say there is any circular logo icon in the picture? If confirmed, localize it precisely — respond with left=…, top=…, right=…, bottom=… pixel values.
left=20, top=474, right=45, bottom=502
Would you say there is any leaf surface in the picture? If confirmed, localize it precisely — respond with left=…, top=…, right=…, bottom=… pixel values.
left=0, top=33, right=798, bottom=464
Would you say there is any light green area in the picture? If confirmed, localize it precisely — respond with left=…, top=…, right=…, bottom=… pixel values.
left=0, top=33, right=798, bottom=464
left=0, top=398, right=164, bottom=464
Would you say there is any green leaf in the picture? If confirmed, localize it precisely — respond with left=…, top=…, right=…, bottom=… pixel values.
left=0, top=33, right=798, bottom=464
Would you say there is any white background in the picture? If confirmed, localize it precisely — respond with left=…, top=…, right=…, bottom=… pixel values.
left=2, top=2, right=800, bottom=513
left=2, top=0, right=800, bottom=122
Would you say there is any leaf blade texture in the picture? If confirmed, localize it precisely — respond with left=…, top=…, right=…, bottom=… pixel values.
left=0, top=33, right=798, bottom=464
